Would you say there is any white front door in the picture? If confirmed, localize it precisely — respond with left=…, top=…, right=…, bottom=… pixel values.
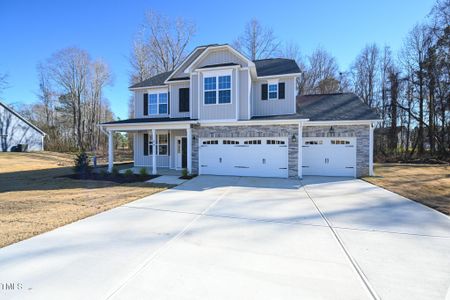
left=199, top=137, right=288, bottom=178
left=302, top=137, right=356, bottom=177
left=175, top=137, right=187, bottom=169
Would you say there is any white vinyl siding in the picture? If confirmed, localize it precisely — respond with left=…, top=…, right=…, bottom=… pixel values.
left=252, top=77, right=297, bottom=116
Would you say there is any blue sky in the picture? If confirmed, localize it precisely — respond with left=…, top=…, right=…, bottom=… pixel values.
left=0, top=0, right=435, bottom=119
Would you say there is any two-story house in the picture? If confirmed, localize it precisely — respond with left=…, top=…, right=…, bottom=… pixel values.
left=100, top=44, right=379, bottom=178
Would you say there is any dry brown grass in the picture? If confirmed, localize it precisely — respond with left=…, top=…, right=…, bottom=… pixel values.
left=0, top=152, right=167, bottom=248
left=364, top=163, right=450, bottom=215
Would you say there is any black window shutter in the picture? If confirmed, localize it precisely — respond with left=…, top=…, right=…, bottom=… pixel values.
left=261, top=84, right=268, bottom=100
left=167, top=132, right=170, bottom=155
left=278, top=82, right=285, bottom=99
left=179, top=88, right=190, bottom=112
left=168, top=92, right=170, bottom=114
left=143, top=133, right=148, bottom=156
left=143, top=93, right=148, bottom=116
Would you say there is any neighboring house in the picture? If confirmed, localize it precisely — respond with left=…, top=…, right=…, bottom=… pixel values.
left=0, top=101, right=45, bottom=152
left=100, top=44, right=380, bottom=178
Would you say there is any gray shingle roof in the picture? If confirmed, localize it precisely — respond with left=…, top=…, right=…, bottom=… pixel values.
left=199, top=63, right=240, bottom=69
left=129, top=71, right=173, bottom=89
left=129, top=51, right=301, bottom=89
left=252, top=93, right=380, bottom=122
left=101, top=117, right=194, bottom=125
left=253, top=58, right=301, bottom=77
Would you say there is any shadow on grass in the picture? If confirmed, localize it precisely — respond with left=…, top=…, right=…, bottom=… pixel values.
left=0, top=165, right=164, bottom=193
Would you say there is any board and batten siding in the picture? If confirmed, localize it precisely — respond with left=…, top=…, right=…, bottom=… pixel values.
left=193, top=49, right=249, bottom=69
left=191, top=74, right=199, bottom=119
left=239, top=69, right=250, bottom=120
left=134, top=88, right=169, bottom=119
left=0, top=104, right=44, bottom=151
left=252, top=77, right=297, bottom=116
left=169, top=81, right=190, bottom=118
left=133, top=132, right=169, bottom=167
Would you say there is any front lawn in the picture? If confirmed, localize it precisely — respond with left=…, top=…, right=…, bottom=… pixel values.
left=0, top=152, right=167, bottom=248
left=364, top=163, right=450, bottom=215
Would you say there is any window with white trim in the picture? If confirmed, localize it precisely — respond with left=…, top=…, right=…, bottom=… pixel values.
left=148, top=93, right=168, bottom=115
left=149, top=133, right=168, bottom=155
left=204, top=75, right=231, bottom=104
left=268, top=83, right=278, bottom=100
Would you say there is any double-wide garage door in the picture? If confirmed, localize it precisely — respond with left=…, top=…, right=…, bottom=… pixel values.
left=302, top=137, right=356, bottom=177
left=199, top=137, right=288, bottom=178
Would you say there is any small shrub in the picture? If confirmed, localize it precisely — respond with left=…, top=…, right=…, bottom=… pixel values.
left=139, top=167, right=148, bottom=176
left=111, top=166, right=120, bottom=177
left=99, top=169, right=108, bottom=177
left=181, top=168, right=188, bottom=178
left=124, top=169, right=134, bottom=177
left=73, top=151, right=91, bottom=177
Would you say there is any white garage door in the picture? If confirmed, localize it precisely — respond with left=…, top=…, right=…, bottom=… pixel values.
left=199, top=137, right=288, bottom=178
left=302, top=137, right=356, bottom=177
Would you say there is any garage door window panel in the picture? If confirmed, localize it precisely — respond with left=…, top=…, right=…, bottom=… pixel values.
left=267, top=140, right=285, bottom=145
left=223, top=140, right=239, bottom=145
left=244, top=140, right=262, bottom=145
left=202, top=140, right=219, bottom=145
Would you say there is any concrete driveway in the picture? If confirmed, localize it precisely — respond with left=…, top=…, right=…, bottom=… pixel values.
left=1, top=176, right=449, bottom=300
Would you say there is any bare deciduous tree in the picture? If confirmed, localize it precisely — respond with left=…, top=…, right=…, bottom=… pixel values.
left=233, top=19, right=280, bottom=60
left=31, top=47, right=113, bottom=152
left=129, top=11, right=196, bottom=84
left=399, top=23, right=432, bottom=154
left=0, top=73, right=8, bottom=99
left=299, top=48, right=340, bottom=95
left=351, top=43, right=380, bottom=108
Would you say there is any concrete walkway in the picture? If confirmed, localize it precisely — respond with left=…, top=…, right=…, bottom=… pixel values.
left=0, top=176, right=449, bottom=299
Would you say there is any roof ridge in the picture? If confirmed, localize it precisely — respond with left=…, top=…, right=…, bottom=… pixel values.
left=253, top=58, right=295, bottom=62
left=300, top=92, right=354, bottom=97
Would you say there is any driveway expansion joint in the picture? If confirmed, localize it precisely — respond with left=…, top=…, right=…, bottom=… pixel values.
left=301, top=183, right=380, bottom=300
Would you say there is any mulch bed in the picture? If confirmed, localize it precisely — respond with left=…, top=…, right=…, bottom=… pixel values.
left=63, top=173, right=159, bottom=183
left=179, top=174, right=198, bottom=180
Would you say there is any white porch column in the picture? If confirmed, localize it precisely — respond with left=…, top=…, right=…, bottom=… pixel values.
left=108, top=130, right=114, bottom=173
left=186, top=127, right=192, bottom=174
left=298, top=123, right=303, bottom=179
left=369, top=122, right=374, bottom=176
left=152, top=129, right=157, bottom=175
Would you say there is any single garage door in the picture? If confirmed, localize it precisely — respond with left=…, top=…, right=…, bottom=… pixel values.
left=302, top=137, right=356, bottom=177
left=199, top=137, right=288, bottom=178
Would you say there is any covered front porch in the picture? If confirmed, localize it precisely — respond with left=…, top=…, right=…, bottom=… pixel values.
left=100, top=120, right=194, bottom=176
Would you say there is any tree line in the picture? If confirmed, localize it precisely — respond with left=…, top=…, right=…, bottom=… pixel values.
left=129, top=1, right=449, bottom=161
